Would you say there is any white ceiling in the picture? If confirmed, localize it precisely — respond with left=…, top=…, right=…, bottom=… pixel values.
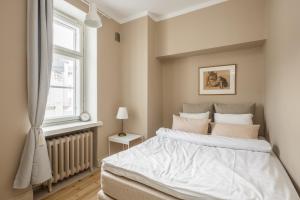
left=93, top=0, right=227, bottom=24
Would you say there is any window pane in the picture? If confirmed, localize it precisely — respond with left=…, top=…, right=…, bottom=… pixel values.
left=45, top=53, right=81, bottom=120
left=45, top=87, right=75, bottom=119
left=51, top=54, right=75, bottom=87
left=53, top=18, right=80, bottom=51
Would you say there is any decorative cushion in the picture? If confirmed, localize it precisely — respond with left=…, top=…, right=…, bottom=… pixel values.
left=172, top=115, right=210, bottom=134
left=211, top=123, right=260, bottom=139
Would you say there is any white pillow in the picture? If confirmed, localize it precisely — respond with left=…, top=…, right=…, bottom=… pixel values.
left=214, top=113, right=253, bottom=125
left=179, top=111, right=210, bottom=120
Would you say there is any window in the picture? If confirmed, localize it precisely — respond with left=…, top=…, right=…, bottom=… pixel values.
left=45, top=11, right=84, bottom=125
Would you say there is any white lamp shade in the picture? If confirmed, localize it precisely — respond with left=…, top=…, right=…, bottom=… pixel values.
left=84, top=0, right=102, bottom=28
left=116, top=107, right=128, bottom=119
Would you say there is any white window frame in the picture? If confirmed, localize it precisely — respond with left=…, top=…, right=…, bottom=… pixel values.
left=44, top=10, right=85, bottom=126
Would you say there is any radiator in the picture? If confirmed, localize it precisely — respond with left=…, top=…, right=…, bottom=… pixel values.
left=46, top=131, right=93, bottom=191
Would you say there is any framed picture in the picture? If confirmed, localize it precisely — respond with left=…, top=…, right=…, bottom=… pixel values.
left=199, top=64, right=236, bottom=95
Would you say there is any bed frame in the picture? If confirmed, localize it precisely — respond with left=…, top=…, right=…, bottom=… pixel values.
left=98, top=171, right=180, bottom=200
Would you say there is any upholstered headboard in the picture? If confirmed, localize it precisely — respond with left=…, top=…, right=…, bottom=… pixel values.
left=183, top=103, right=214, bottom=119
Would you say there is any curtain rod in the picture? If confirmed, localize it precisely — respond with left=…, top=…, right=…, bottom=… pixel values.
left=81, top=0, right=111, bottom=19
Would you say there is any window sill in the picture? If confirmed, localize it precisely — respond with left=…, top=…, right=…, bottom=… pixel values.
left=43, top=121, right=103, bottom=137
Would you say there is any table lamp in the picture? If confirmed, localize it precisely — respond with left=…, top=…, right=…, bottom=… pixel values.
left=116, top=107, right=128, bottom=137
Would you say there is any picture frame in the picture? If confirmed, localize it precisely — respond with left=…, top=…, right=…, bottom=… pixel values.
left=199, top=64, right=236, bottom=95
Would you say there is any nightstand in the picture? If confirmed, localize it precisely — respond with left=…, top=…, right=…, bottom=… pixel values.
left=108, top=133, right=144, bottom=155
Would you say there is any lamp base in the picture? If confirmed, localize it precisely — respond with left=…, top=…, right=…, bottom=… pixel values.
left=118, top=132, right=127, bottom=137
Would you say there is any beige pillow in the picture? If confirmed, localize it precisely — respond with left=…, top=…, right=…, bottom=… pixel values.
left=211, top=123, right=260, bottom=139
left=172, top=115, right=210, bottom=134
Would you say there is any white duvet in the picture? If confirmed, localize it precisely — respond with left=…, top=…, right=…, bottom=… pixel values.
left=102, top=128, right=299, bottom=200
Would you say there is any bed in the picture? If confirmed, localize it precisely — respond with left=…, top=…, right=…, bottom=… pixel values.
left=99, top=128, right=299, bottom=200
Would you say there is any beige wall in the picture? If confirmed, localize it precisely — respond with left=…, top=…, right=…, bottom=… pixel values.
left=157, top=0, right=266, bottom=57
left=0, top=1, right=122, bottom=199
left=66, top=0, right=122, bottom=161
left=97, top=10, right=122, bottom=160
left=0, top=0, right=32, bottom=200
left=119, top=0, right=267, bottom=139
left=2, top=0, right=299, bottom=198
left=120, top=17, right=163, bottom=139
left=120, top=17, right=149, bottom=137
left=162, top=46, right=265, bottom=133
left=147, top=17, right=163, bottom=137
left=264, top=0, right=300, bottom=192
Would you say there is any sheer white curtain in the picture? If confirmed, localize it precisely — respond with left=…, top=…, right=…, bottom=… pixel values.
left=13, top=0, right=53, bottom=189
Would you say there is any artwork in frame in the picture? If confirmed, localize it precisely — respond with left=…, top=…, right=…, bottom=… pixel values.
left=199, top=64, right=236, bottom=95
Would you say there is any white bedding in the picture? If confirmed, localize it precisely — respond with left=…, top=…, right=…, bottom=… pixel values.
left=102, top=128, right=299, bottom=200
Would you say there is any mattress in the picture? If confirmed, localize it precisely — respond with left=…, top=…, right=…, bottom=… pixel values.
left=102, top=128, right=300, bottom=200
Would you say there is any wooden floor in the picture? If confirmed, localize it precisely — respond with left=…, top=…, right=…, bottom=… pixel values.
left=43, top=172, right=100, bottom=200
